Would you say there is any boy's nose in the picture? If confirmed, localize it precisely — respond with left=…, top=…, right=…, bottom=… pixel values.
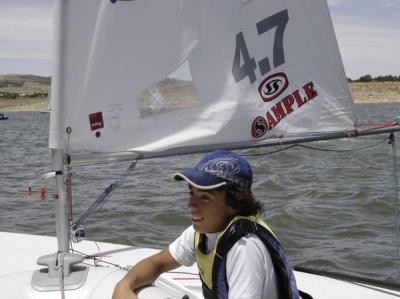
left=187, top=198, right=199, bottom=209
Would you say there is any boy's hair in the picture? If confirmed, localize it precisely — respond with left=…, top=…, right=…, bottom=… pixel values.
left=217, top=184, right=263, bottom=216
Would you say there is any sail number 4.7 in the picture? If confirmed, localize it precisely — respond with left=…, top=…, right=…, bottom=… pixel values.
left=232, top=9, right=289, bottom=84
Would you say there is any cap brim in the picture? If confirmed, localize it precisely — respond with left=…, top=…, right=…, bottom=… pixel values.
left=173, top=171, right=227, bottom=190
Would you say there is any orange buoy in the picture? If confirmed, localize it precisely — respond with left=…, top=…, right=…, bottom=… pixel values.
left=40, top=186, right=46, bottom=200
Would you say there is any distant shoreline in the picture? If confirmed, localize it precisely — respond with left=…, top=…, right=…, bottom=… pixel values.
left=0, top=98, right=397, bottom=113
left=0, top=97, right=48, bottom=112
left=0, top=82, right=399, bottom=112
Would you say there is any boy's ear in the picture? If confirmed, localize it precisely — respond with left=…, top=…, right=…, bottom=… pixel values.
left=225, top=189, right=240, bottom=213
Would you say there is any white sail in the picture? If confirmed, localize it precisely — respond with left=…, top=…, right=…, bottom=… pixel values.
left=50, top=0, right=355, bottom=156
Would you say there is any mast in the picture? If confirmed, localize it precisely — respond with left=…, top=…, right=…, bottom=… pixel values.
left=52, top=149, right=69, bottom=253
left=31, top=0, right=88, bottom=291
left=51, top=0, right=69, bottom=254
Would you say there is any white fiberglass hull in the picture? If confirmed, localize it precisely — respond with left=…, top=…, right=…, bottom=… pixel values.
left=0, top=232, right=398, bottom=299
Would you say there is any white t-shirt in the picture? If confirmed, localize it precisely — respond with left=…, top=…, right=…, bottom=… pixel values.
left=169, top=225, right=279, bottom=299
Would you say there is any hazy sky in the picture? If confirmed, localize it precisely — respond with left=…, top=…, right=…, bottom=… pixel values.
left=0, top=0, right=399, bottom=79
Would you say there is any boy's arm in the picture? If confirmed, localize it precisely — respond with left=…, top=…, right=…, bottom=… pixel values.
left=112, top=248, right=181, bottom=299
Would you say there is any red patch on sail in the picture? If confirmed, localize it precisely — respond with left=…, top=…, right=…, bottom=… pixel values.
left=89, top=112, right=104, bottom=131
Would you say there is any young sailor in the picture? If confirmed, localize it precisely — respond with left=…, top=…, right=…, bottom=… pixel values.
left=112, top=150, right=300, bottom=299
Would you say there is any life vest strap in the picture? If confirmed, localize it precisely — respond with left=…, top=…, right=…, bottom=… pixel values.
left=215, top=219, right=259, bottom=260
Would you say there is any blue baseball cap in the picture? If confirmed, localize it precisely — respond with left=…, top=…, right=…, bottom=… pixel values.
left=173, top=150, right=252, bottom=191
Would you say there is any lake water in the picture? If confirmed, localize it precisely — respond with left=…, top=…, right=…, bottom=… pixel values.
left=0, top=103, right=399, bottom=284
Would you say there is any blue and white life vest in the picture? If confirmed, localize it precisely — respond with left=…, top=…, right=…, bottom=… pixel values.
left=194, top=215, right=301, bottom=299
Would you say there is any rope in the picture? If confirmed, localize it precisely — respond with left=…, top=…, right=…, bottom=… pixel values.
left=242, top=136, right=389, bottom=157
left=66, top=128, right=74, bottom=224
left=357, top=122, right=399, bottom=132
left=66, top=166, right=73, bottom=223
left=69, top=246, right=130, bottom=270
left=56, top=251, right=66, bottom=299
left=389, top=133, right=400, bottom=276
left=71, top=161, right=137, bottom=232
left=296, top=137, right=390, bottom=152
left=242, top=144, right=298, bottom=157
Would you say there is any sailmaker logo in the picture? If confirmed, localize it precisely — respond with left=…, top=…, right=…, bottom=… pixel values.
left=89, top=111, right=104, bottom=138
left=251, top=80, right=319, bottom=139
left=258, top=72, right=289, bottom=102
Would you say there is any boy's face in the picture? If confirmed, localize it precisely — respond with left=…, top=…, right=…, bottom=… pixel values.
left=187, top=185, right=238, bottom=233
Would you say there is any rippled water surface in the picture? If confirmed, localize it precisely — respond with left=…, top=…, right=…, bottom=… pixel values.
left=0, top=103, right=399, bottom=284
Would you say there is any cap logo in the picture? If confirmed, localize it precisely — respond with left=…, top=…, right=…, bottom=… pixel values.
left=198, top=157, right=248, bottom=189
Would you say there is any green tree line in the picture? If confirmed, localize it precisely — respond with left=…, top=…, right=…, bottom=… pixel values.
left=0, top=92, right=48, bottom=99
left=0, top=80, right=24, bottom=88
left=349, top=75, right=400, bottom=82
